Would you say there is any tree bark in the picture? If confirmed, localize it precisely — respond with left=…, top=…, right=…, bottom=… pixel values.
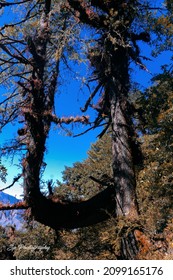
left=111, top=98, right=138, bottom=219
left=107, top=47, right=139, bottom=259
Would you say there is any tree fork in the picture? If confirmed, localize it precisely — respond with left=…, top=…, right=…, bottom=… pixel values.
left=20, top=0, right=117, bottom=231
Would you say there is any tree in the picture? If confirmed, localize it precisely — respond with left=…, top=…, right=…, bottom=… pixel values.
left=0, top=0, right=115, bottom=231
left=0, top=0, right=172, bottom=259
left=65, top=0, right=173, bottom=258
left=55, top=68, right=173, bottom=259
left=65, top=0, right=152, bottom=258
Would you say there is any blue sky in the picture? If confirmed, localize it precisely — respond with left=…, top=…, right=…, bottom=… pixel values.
left=0, top=1, right=172, bottom=198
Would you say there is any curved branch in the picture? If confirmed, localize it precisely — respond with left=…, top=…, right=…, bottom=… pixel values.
left=0, top=185, right=116, bottom=229
left=31, top=186, right=116, bottom=229
left=80, top=83, right=102, bottom=112
left=0, top=174, right=22, bottom=192
left=73, top=121, right=109, bottom=137
left=0, top=0, right=30, bottom=8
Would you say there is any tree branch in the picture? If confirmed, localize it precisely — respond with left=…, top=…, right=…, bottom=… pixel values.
left=80, top=83, right=102, bottom=112
left=0, top=0, right=30, bottom=8
left=0, top=174, right=22, bottom=192
left=30, top=187, right=116, bottom=229
left=47, top=114, right=90, bottom=125
left=0, top=201, right=28, bottom=211
left=67, top=0, right=105, bottom=29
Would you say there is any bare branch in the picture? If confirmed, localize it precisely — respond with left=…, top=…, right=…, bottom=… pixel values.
left=0, top=201, right=28, bottom=211
left=0, top=12, right=39, bottom=31
left=97, top=122, right=110, bottom=138
left=0, top=43, right=29, bottom=65
left=0, top=88, right=18, bottom=106
left=80, top=83, right=102, bottom=112
left=0, top=0, right=30, bottom=8
left=73, top=121, right=109, bottom=137
left=0, top=174, right=22, bottom=192
left=89, top=175, right=113, bottom=187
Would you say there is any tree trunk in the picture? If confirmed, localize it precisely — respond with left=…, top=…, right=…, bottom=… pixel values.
left=111, top=98, right=139, bottom=219
left=108, top=48, right=139, bottom=259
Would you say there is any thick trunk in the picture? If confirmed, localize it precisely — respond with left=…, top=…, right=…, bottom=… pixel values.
left=110, top=96, right=139, bottom=259
left=107, top=48, right=139, bottom=259
left=106, top=46, right=139, bottom=220
left=111, top=98, right=138, bottom=219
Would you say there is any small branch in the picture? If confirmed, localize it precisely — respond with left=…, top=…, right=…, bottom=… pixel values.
left=0, top=174, right=22, bottom=192
left=0, top=201, right=28, bottom=211
left=0, top=44, right=29, bottom=65
left=97, top=122, right=110, bottom=138
left=0, top=13, right=39, bottom=31
left=80, top=83, right=102, bottom=112
left=67, top=0, right=105, bottom=29
left=0, top=0, right=30, bottom=8
left=0, top=107, right=19, bottom=130
left=47, top=113, right=90, bottom=125
left=89, top=175, right=114, bottom=187
left=73, top=124, right=96, bottom=137
left=0, top=88, right=18, bottom=106
left=73, top=121, right=109, bottom=137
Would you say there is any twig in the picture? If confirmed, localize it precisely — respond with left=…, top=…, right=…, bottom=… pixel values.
left=89, top=175, right=113, bottom=187
left=80, top=83, right=102, bottom=112
left=73, top=121, right=109, bottom=137
left=0, top=174, right=22, bottom=192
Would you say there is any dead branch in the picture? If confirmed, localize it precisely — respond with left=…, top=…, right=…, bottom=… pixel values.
left=0, top=175, right=22, bottom=192
left=0, top=201, right=28, bottom=210
left=80, top=83, right=102, bottom=112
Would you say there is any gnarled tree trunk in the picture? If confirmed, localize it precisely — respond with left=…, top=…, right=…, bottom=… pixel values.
left=22, top=0, right=117, bottom=231
left=23, top=0, right=140, bottom=259
left=106, top=46, right=139, bottom=259
left=0, top=0, right=157, bottom=260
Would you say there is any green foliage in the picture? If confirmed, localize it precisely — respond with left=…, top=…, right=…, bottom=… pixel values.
left=13, top=223, right=56, bottom=260
left=135, top=68, right=172, bottom=134
left=52, top=133, right=118, bottom=259
left=55, top=133, right=112, bottom=200
left=53, top=220, right=118, bottom=260
left=0, top=226, right=15, bottom=259
left=136, top=69, right=173, bottom=234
